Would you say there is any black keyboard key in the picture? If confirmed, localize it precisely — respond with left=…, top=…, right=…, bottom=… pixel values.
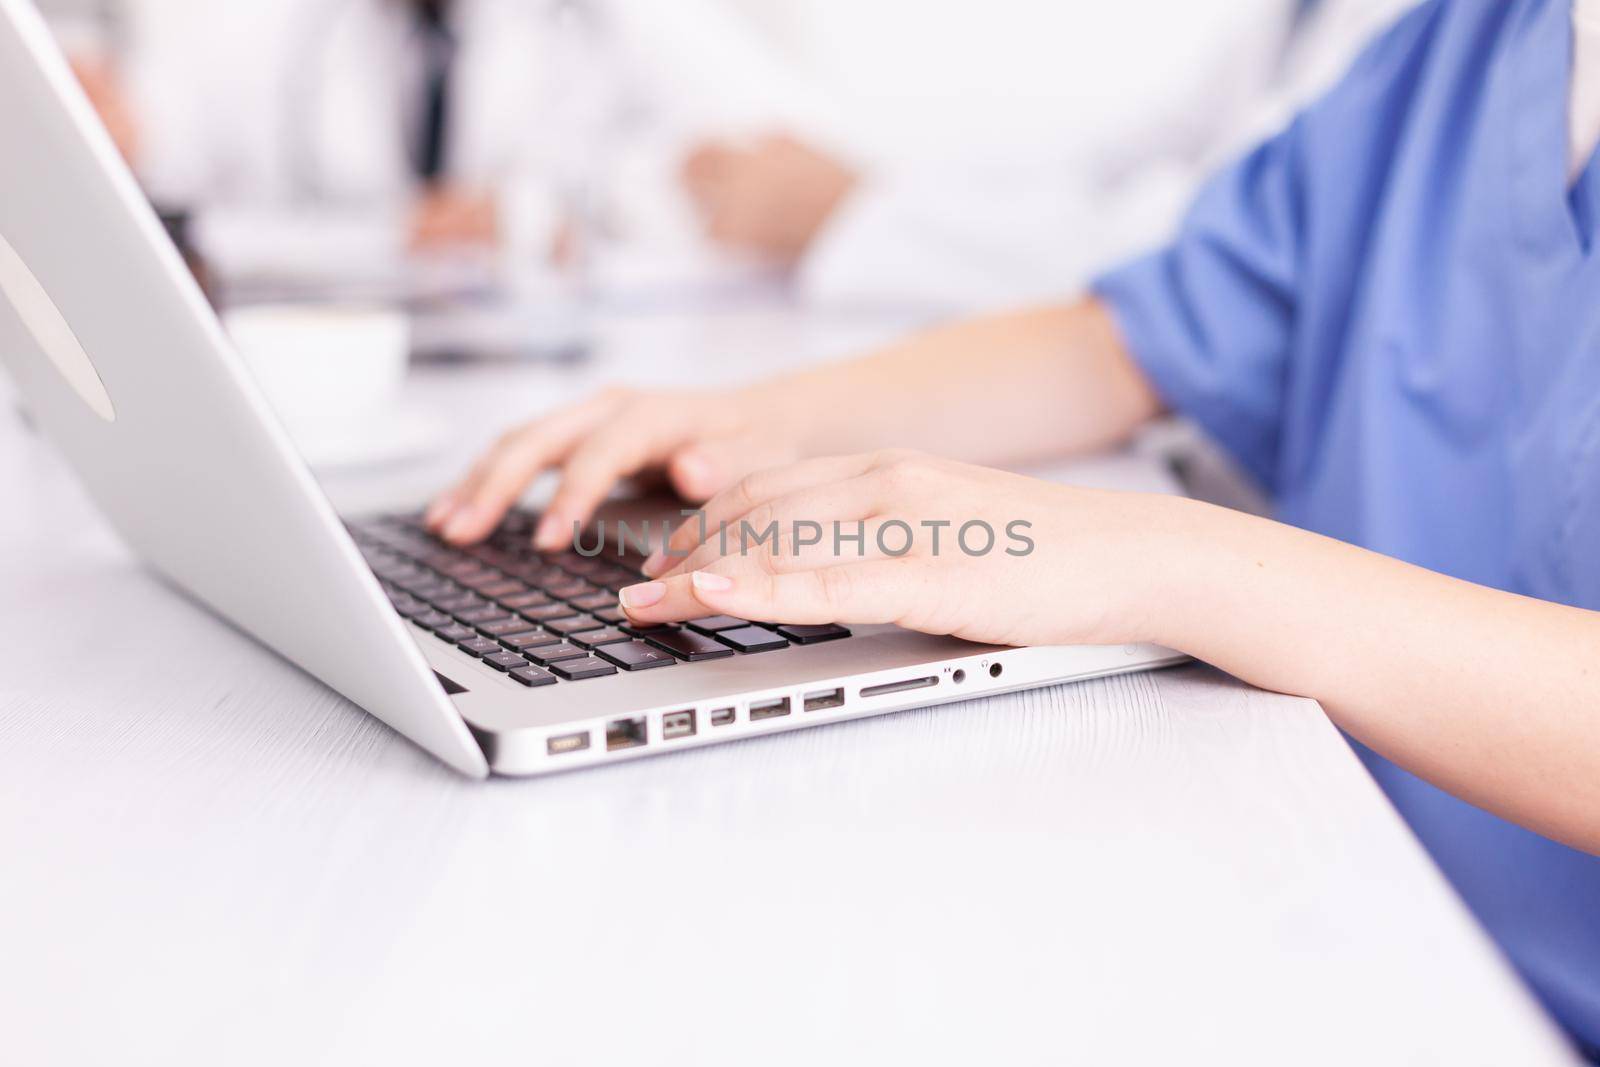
left=570, top=627, right=630, bottom=649
left=499, top=591, right=553, bottom=611
left=526, top=642, right=587, bottom=664
left=621, top=622, right=672, bottom=638
left=509, top=666, right=557, bottom=688
left=390, top=597, right=428, bottom=617
left=685, top=615, right=749, bottom=634
left=477, top=617, right=533, bottom=637
left=551, top=656, right=618, bottom=680
left=501, top=630, right=560, bottom=650
left=570, top=592, right=619, bottom=612
left=517, top=564, right=570, bottom=586
left=541, top=615, right=598, bottom=636
left=457, top=637, right=504, bottom=658
left=412, top=579, right=464, bottom=598
left=517, top=603, right=574, bottom=622
left=597, top=641, right=677, bottom=671
left=412, top=610, right=455, bottom=631
left=594, top=564, right=643, bottom=585
left=775, top=624, right=853, bottom=645
left=646, top=629, right=736, bottom=662
left=593, top=606, right=627, bottom=625
left=498, top=511, right=535, bottom=535
left=409, top=578, right=459, bottom=600
left=457, top=605, right=510, bottom=624
left=465, top=545, right=516, bottom=568
left=715, top=626, right=790, bottom=654
left=547, top=579, right=597, bottom=600
left=435, top=593, right=487, bottom=613
left=475, top=579, right=528, bottom=599
left=483, top=651, right=533, bottom=672
left=457, top=575, right=506, bottom=596
left=387, top=572, right=432, bottom=598
left=435, top=623, right=477, bottom=643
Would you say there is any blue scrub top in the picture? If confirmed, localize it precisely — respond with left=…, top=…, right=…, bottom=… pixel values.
left=1095, top=0, right=1600, bottom=1052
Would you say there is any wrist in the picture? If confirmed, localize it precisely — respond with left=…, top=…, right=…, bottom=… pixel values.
left=1117, top=494, right=1242, bottom=650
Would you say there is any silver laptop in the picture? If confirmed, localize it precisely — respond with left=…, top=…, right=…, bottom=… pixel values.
left=0, top=0, right=1184, bottom=778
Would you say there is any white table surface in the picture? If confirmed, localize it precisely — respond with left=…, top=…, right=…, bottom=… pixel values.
left=0, top=304, right=1578, bottom=1066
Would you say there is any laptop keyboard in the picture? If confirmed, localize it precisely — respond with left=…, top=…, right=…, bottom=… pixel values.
left=347, top=512, right=851, bottom=686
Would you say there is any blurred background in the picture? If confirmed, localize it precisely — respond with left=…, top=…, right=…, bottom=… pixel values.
left=26, top=0, right=1414, bottom=497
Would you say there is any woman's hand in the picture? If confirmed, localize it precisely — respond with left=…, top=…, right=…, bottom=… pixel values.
left=682, top=134, right=858, bottom=263
left=409, top=186, right=500, bottom=250
left=618, top=450, right=1179, bottom=649
left=425, top=297, right=1162, bottom=552
left=425, top=386, right=808, bottom=548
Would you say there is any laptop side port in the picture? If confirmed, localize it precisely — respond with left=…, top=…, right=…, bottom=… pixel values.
left=547, top=731, right=591, bottom=756
left=709, top=707, right=736, bottom=727
left=606, top=716, right=647, bottom=751
left=748, top=696, right=791, bottom=721
left=803, top=687, right=845, bottom=713
left=662, top=709, right=696, bottom=740
left=859, top=676, right=938, bottom=699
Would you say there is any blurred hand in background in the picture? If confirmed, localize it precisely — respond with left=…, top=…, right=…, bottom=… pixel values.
left=408, top=185, right=501, bottom=251
left=69, top=55, right=140, bottom=166
left=681, top=133, right=857, bottom=264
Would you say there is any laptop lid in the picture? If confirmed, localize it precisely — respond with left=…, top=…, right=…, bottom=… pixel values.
left=0, top=0, right=487, bottom=776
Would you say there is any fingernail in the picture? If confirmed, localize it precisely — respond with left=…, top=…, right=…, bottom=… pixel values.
left=619, top=582, right=666, bottom=611
left=441, top=505, right=480, bottom=543
left=691, top=570, right=733, bottom=593
left=674, top=451, right=714, bottom=495
left=640, top=550, right=666, bottom=577
left=533, top=513, right=565, bottom=550
left=424, top=497, right=455, bottom=528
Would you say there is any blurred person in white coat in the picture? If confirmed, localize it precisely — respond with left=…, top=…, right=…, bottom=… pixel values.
left=675, top=0, right=1420, bottom=310
left=112, top=0, right=614, bottom=263
left=89, top=0, right=1415, bottom=306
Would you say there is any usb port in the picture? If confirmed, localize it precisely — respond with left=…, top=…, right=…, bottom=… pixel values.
left=748, top=696, right=791, bottom=721
left=803, top=687, right=845, bottom=713
left=547, top=731, right=591, bottom=756
left=662, top=709, right=696, bottom=740
left=606, top=716, right=647, bottom=751
left=709, top=707, right=736, bottom=727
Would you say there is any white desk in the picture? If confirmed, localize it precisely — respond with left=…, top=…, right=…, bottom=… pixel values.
left=0, top=306, right=1577, bottom=1066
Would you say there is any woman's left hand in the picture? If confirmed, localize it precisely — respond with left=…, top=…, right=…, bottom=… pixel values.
left=618, top=450, right=1182, bottom=649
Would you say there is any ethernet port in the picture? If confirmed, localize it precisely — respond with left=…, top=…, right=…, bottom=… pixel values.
left=606, top=716, right=648, bottom=751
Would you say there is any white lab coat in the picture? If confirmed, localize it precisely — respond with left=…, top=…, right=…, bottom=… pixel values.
left=126, top=0, right=578, bottom=252
left=762, top=0, right=1422, bottom=309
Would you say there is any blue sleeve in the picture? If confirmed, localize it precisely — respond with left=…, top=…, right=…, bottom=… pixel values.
left=1093, top=128, right=1306, bottom=490
left=1092, top=0, right=1449, bottom=492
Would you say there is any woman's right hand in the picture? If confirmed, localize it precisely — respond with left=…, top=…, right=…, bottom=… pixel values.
left=424, top=385, right=805, bottom=549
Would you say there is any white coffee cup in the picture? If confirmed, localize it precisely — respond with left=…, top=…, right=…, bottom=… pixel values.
left=224, top=304, right=410, bottom=422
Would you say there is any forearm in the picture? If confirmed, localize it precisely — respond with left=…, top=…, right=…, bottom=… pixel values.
left=1151, top=498, right=1600, bottom=854
left=744, top=297, right=1163, bottom=467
